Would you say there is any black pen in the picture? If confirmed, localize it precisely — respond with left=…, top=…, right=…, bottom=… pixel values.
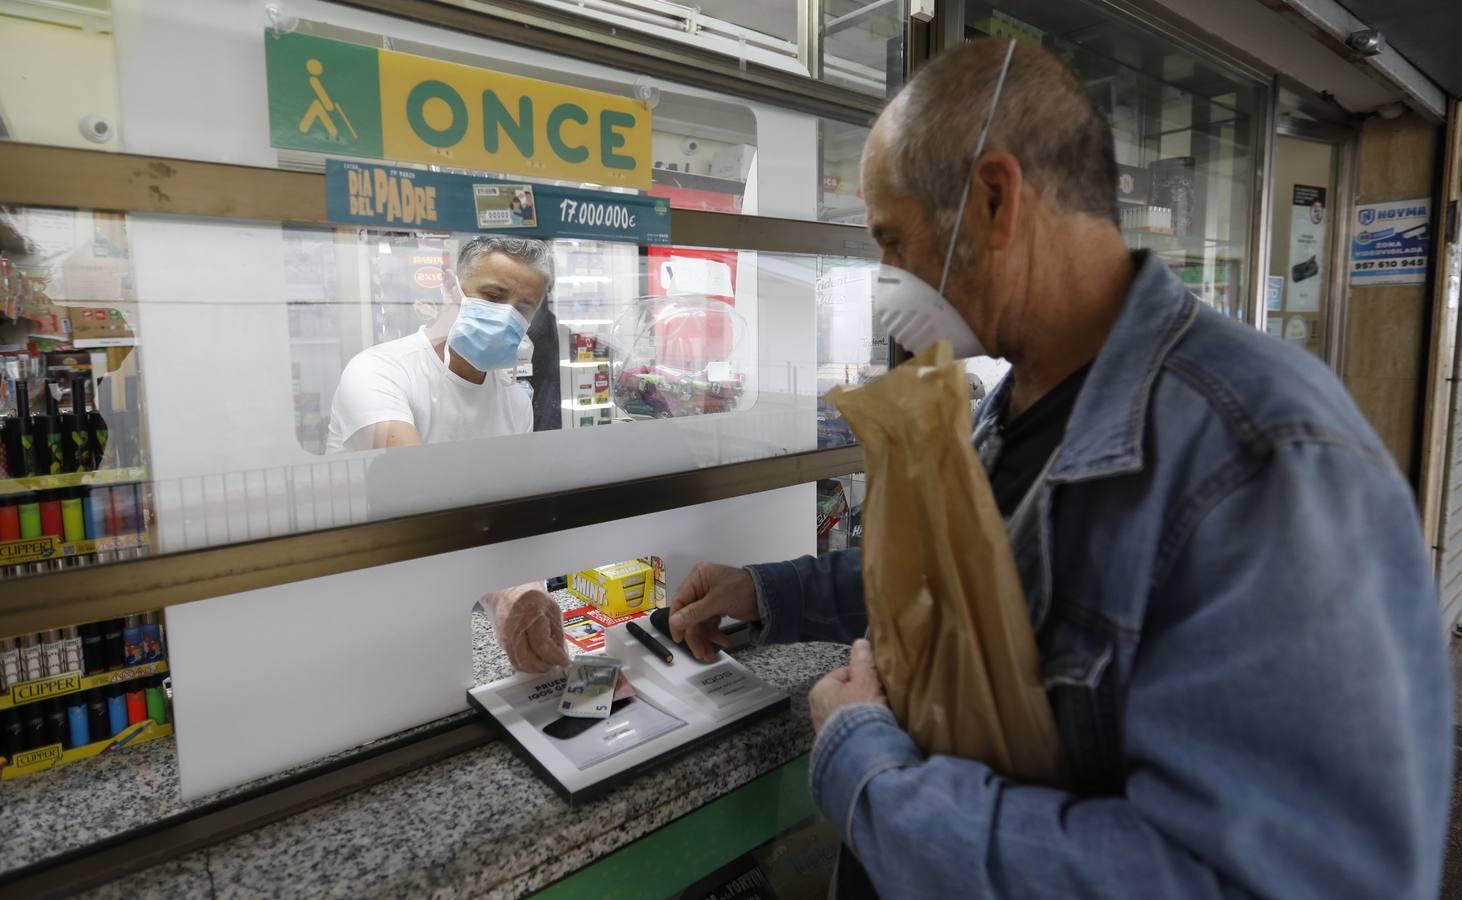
left=626, top=620, right=674, bottom=665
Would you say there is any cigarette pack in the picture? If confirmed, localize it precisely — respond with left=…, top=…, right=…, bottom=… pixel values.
left=573, top=332, right=596, bottom=362
left=639, top=555, right=667, bottom=607
left=573, top=370, right=596, bottom=405
left=561, top=604, right=646, bottom=653
left=27, top=309, right=70, bottom=338
left=593, top=366, right=610, bottom=404
left=567, top=560, right=655, bottom=618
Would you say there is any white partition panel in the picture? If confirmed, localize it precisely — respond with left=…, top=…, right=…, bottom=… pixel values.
left=167, top=484, right=814, bottom=800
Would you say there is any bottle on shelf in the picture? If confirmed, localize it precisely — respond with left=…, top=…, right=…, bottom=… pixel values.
left=0, top=411, right=10, bottom=479
left=11, top=379, right=34, bottom=477
left=33, top=381, right=62, bottom=476
left=89, top=380, right=110, bottom=468
left=122, top=375, right=141, bottom=468
left=68, top=374, right=95, bottom=473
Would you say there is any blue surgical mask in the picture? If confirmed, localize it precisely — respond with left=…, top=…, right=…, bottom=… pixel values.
left=447, top=301, right=530, bottom=371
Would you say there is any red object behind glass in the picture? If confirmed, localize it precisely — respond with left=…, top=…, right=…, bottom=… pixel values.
left=646, top=247, right=738, bottom=368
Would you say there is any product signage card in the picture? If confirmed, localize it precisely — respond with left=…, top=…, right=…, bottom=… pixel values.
left=0, top=661, right=168, bottom=709
left=1287, top=185, right=1327, bottom=312
left=0, top=535, right=59, bottom=566
left=468, top=623, right=787, bottom=804
left=1265, top=275, right=1284, bottom=311
left=562, top=605, right=645, bottom=654
left=265, top=31, right=652, bottom=189
left=325, top=160, right=670, bottom=244
left=816, top=267, right=875, bottom=365
left=1351, top=198, right=1431, bottom=286
left=1, top=721, right=174, bottom=780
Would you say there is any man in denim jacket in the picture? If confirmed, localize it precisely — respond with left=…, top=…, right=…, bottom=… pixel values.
left=671, top=39, right=1451, bottom=899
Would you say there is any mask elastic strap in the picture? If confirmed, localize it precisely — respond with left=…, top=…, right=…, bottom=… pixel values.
left=938, top=38, right=1018, bottom=297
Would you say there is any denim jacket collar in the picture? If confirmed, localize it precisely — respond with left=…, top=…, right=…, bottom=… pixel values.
left=975, top=251, right=1198, bottom=484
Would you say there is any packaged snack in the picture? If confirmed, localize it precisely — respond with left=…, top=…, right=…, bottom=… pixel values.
left=567, top=560, right=655, bottom=617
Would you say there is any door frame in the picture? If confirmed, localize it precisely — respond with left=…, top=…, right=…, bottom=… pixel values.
left=1272, top=115, right=1360, bottom=371
left=1417, top=99, right=1462, bottom=567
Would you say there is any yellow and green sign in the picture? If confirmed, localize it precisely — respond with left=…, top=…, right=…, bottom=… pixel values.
left=264, top=32, right=652, bottom=190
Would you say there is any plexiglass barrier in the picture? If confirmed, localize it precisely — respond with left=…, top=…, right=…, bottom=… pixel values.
left=0, top=205, right=879, bottom=569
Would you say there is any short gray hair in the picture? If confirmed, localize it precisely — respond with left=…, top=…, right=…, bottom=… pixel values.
left=881, top=40, right=1118, bottom=226
left=457, top=236, right=555, bottom=297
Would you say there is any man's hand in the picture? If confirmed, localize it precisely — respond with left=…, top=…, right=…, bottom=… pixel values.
left=809, top=639, right=888, bottom=734
left=484, top=583, right=570, bottom=674
left=668, top=563, right=760, bottom=662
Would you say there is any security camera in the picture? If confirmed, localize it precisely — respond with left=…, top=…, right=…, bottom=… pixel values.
left=78, top=116, right=113, bottom=144
left=1346, top=29, right=1386, bottom=56
left=633, top=76, right=660, bottom=111
left=264, top=3, right=299, bottom=36
left=681, top=137, right=700, bottom=156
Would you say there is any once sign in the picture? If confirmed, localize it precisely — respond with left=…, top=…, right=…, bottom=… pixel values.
left=266, top=32, right=652, bottom=190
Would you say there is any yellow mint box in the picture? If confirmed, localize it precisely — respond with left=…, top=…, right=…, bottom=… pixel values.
left=568, top=560, right=654, bottom=617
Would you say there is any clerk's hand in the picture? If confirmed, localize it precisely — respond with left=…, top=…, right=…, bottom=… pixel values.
left=669, top=563, right=760, bottom=662
left=809, top=639, right=888, bottom=734
left=484, top=583, right=570, bottom=674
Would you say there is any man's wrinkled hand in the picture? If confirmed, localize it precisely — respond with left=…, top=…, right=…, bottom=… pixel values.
left=668, top=562, right=760, bottom=662
left=809, top=639, right=888, bottom=734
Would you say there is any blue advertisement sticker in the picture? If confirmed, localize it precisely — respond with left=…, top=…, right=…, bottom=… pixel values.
left=1350, top=198, right=1429, bottom=286
left=324, top=160, right=670, bottom=245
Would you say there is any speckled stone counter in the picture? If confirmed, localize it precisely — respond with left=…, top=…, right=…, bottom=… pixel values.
left=0, top=698, right=475, bottom=874
left=7, top=593, right=848, bottom=899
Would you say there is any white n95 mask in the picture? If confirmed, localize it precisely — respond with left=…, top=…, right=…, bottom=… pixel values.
left=872, top=38, right=1017, bottom=361
left=874, top=265, right=987, bottom=358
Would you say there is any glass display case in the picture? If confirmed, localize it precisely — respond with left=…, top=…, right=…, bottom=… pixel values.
left=968, top=1, right=1264, bottom=319
left=0, top=204, right=875, bottom=561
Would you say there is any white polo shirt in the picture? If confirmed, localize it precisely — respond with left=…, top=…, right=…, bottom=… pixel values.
left=326, top=327, right=533, bottom=452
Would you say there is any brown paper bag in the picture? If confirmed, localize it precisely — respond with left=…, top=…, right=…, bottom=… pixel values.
left=829, top=342, right=1067, bottom=786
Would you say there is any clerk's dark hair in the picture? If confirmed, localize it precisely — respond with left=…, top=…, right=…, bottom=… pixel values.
left=885, top=39, right=1119, bottom=226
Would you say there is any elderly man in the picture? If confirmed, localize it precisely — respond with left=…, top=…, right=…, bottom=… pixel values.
left=671, top=39, right=1450, bottom=899
left=330, top=235, right=569, bottom=673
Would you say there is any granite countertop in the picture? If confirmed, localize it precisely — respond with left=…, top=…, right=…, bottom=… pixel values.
left=6, top=593, right=849, bottom=898
left=0, top=592, right=561, bottom=874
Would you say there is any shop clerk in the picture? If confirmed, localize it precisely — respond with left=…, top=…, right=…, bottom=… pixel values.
left=325, top=235, right=547, bottom=452
left=327, top=235, right=571, bottom=673
left=670, top=40, right=1449, bottom=900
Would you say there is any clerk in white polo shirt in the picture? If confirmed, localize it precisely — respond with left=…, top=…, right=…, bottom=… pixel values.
left=327, top=235, right=570, bottom=673
left=327, top=235, right=549, bottom=452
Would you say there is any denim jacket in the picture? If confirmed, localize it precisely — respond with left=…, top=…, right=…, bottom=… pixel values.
left=748, top=252, right=1452, bottom=899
